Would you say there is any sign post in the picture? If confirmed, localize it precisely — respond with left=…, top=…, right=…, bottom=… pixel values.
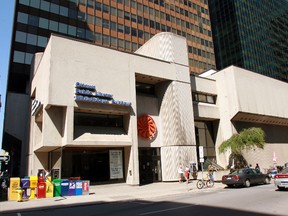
left=199, top=146, right=204, bottom=179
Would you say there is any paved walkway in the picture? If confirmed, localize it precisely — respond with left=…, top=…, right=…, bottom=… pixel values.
left=0, top=180, right=224, bottom=213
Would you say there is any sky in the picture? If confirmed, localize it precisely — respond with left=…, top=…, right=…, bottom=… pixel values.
left=0, top=1, right=15, bottom=151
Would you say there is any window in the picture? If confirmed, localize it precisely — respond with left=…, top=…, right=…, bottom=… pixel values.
left=60, top=6, right=68, bottom=17
left=68, top=25, right=76, bottom=36
left=17, top=12, right=28, bottom=24
left=103, top=19, right=109, bottom=28
left=136, top=82, right=155, bottom=95
left=13, top=51, right=25, bottom=63
left=40, top=0, right=50, bottom=11
left=192, top=92, right=216, bottom=104
left=15, top=31, right=27, bottom=43
left=27, top=33, right=37, bottom=45
left=102, top=34, right=110, bottom=45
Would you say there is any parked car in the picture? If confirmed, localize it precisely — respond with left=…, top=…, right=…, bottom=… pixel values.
left=274, top=167, right=288, bottom=191
left=222, top=168, right=271, bottom=188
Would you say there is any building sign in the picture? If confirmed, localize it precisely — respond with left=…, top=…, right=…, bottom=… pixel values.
left=137, top=114, right=157, bottom=140
left=109, top=150, right=123, bottom=179
left=74, top=82, right=131, bottom=106
left=31, top=99, right=41, bottom=116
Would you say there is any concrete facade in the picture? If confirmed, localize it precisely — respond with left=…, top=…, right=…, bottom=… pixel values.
left=29, top=33, right=196, bottom=184
left=29, top=32, right=288, bottom=185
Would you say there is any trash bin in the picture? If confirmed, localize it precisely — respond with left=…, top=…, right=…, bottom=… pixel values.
left=37, top=181, right=46, bottom=198
left=52, top=179, right=61, bottom=197
left=60, top=179, right=69, bottom=196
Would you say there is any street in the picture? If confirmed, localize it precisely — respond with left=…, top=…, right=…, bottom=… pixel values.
left=2, top=184, right=287, bottom=216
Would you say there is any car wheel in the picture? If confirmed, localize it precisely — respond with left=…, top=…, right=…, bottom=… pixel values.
left=227, top=184, right=234, bottom=188
left=264, top=177, right=270, bottom=184
left=244, top=179, right=251, bottom=187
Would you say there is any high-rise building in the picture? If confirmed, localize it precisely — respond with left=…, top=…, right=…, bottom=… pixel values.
left=208, top=0, right=288, bottom=82
left=3, top=0, right=215, bottom=176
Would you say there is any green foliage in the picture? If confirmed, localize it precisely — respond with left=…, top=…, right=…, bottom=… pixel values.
left=219, top=127, right=265, bottom=154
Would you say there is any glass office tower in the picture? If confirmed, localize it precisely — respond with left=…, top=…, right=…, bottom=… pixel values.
left=4, top=0, right=215, bottom=176
left=208, top=0, right=288, bottom=82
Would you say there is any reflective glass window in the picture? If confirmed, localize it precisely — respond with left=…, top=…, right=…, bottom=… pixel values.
left=87, top=0, right=94, bottom=8
left=110, top=21, right=117, bottom=31
left=27, top=33, right=37, bottom=45
left=111, top=37, right=117, bottom=47
left=14, top=51, right=25, bottom=63
left=69, top=9, right=77, bottom=19
left=125, top=41, right=131, bottom=50
left=77, top=28, right=85, bottom=39
left=137, top=16, right=142, bottom=24
left=117, top=24, right=124, bottom=33
left=124, top=26, right=130, bottom=34
left=25, top=53, right=33, bottom=64
left=132, top=28, right=137, bottom=36
left=30, top=0, right=40, bottom=8
left=79, top=0, right=86, bottom=5
left=37, top=36, right=48, bottom=47
left=19, top=0, right=29, bottom=6
left=131, top=14, right=136, bottom=22
left=86, top=30, right=94, bottom=41
left=95, top=2, right=102, bottom=11
left=95, top=17, right=102, bottom=26
left=49, top=20, right=58, bottom=31
left=39, top=17, right=49, bottom=29
left=60, top=6, right=68, bottom=17
left=95, top=33, right=102, bottom=43
left=138, top=30, right=143, bottom=38
left=28, top=15, right=39, bottom=27
left=103, top=4, right=109, bottom=13
left=87, top=14, right=94, bottom=24
left=78, top=11, right=86, bottom=21
left=102, top=34, right=110, bottom=45
left=17, top=12, right=28, bottom=24
left=118, top=10, right=124, bottom=18
left=50, top=3, right=60, bottom=14
left=103, top=19, right=109, bottom=28
left=111, top=7, right=117, bottom=16
left=15, top=31, right=27, bottom=43
left=68, top=25, right=76, bottom=36
left=118, top=39, right=124, bottom=48
left=59, top=23, right=68, bottom=34
left=40, top=0, right=50, bottom=11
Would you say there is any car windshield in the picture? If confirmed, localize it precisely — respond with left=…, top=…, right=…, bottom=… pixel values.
left=280, top=167, right=288, bottom=174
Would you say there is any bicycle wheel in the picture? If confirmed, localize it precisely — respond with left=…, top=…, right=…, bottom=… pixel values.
left=196, top=180, right=204, bottom=189
left=206, top=179, right=214, bottom=188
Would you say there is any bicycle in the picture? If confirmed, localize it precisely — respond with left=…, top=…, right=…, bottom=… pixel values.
left=196, top=174, right=214, bottom=189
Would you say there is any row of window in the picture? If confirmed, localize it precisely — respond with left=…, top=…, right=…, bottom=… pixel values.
left=17, top=10, right=213, bottom=56
left=19, top=0, right=212, bottom=38
left=192, top=92, right=216, bottom=104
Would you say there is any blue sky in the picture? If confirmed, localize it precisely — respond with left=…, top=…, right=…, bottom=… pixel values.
left=0, top=1, right=15, bottom=150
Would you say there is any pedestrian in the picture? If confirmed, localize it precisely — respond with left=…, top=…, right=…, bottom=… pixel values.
left=178, top=164, right=185, bottom=183
left=255, top=163, right=260, bottom=172
left=208, top=163, right=215, bottom=182
left=185, top=166, right=190, bottom=184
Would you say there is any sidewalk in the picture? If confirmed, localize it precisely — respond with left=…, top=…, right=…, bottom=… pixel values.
left=0, top=180, right=224, bottom=213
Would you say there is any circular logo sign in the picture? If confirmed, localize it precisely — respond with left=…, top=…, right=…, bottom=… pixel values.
left=137, top=114, right=157, bottom=140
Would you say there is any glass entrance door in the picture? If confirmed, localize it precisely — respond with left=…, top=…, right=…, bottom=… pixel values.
left=139, top=148, right=161, bottom=185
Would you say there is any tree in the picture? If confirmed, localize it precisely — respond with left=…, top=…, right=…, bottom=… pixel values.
left=219, top=127, right=265, bottom=169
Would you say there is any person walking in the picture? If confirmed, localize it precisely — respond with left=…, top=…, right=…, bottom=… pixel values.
left=178, top=164, right=185, bottom=183
left=255, top=163, right=260, bottom=172
left=208, top=163, right=215, bottom=183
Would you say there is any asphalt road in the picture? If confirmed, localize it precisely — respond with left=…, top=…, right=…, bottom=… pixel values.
left=2, top=184, right=287, bottom=216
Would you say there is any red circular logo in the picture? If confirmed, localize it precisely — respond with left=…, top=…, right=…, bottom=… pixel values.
left=137, top=114, right=157, bottom=140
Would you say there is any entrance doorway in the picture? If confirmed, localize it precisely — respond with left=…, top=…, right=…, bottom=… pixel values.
left=139, top=148, right=162, bottom=185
